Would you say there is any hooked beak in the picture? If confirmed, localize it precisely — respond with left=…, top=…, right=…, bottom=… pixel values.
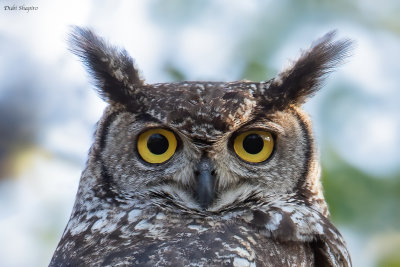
left=194, top=157, right=216, bottom=210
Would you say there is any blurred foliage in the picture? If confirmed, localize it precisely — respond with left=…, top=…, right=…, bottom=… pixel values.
left=322, top=150, right=400, bottom=232
left=0, top=84, right=41, bottom=179
left=379, top=256, right=400, bottom=267
left=164, top=63, right=187, bottom=81
left=241, top=61, right=273, bottom=82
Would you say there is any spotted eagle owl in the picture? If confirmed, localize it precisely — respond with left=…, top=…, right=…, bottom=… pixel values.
left=50, top=27, right=352, bottom=266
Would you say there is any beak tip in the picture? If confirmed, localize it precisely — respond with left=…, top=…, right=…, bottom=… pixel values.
left=195, top=157, right=216, bottom=210
left=198, top=197, right=213, bottom=210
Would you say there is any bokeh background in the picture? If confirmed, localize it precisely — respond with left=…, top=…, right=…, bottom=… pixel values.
left=0, top=0, right=399, bottom=266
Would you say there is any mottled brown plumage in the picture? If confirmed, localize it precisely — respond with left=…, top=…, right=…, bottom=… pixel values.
left=50, top=27, right=352, bottom=266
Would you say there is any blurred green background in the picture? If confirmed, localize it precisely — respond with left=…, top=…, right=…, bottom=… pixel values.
left=0, top=0, right=399, bottom=266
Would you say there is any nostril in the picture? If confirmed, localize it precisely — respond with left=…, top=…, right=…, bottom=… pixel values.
left=194, top=170, right=200, bottom=176
left=211, top=170, right=216, bottom=176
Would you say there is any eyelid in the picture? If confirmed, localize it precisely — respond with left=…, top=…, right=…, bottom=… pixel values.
left=240, top=121, right=285, bottom=136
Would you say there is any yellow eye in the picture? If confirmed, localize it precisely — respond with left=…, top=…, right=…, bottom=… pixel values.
left=137, top=128, right=177, bottom=164
left=233, top=131, right=274, bottom=163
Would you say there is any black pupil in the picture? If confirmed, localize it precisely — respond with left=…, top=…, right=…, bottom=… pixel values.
left=243, top=134, right=264, bottom=154
left=147, top=133, right=169, bottom=155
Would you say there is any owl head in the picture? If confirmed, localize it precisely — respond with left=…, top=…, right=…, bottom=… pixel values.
left=69, top=27, right=351, bottom=216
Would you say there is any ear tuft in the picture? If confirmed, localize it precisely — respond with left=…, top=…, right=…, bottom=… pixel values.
left=68, top=26, right=144, bottom=104
left=258, top=31, right=353, bottom=110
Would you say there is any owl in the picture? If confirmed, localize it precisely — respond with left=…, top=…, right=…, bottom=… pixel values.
left=50, top=26, right=352, bottom=266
